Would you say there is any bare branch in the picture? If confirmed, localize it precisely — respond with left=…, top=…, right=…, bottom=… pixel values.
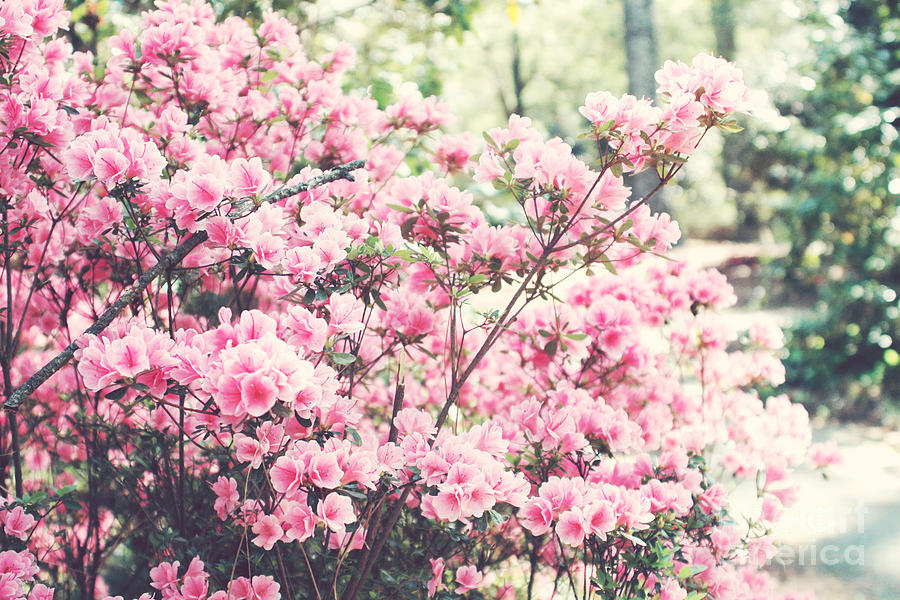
left=3, top=160, right=365, bottom=411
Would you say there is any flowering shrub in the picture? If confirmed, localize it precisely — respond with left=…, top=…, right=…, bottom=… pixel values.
left=0, top=2, right=826, bottom=599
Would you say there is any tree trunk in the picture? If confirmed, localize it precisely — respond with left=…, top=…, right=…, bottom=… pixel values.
left=511, top=31, right=526, bottom=117
left=623, top=0, right=666, bottom=211
left=711, top=0, right=736, bottom=60
left=712, top=0, right=758, bottom=239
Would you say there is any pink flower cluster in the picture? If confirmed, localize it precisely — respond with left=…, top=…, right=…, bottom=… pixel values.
left=148, top=558, right=279, bottom=600
left=576, top=53, right=749, bottom=174
left=0, top=0, right=69, bottom=41
left=656, top=54, right=750, bottom=115
left=0, top=549, right=50, bottom=600
left=75, top=326, right=176, bottom=392
left=63, top=120, right=166, bottom=189
left=385, top=90, right=453, bottom=133
left=0, top=506, right=36, bottom=541
left=413, top=423, right=531, bottom=522
left=519, top=476, right=646, bottom=546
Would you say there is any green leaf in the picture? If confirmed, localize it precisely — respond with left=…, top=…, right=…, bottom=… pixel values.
left=105, top=387, right=128, bottom=401
left=678, top=564, right=708, bottom=579
left=329, top=352, right=358, bottom=365
left=400, top=216, right=418, bottom=238
left=370, top=289, right=388, bottom=311
left=341, top=486, right=368, bottom=500
left=23, top=491, right=46, bottom=505
left=369, top=78, right=393, bottom=109
left=655, top=152, right=688, bottom=164
left=621, top=531, right=647, bottom=547
left=345, top=427, right=362, bottom=446
left=24, top=135, right=55, bottom=148
left=55, top=484, right=79, bottom=496
left=502, top=138, right=520, bottom=152
left=488, top=509, right=507, bottom=524
left=716, top=119, right=744, bottom=133
left=385, top=203, right=415, bottom=214
left=543, top=339, right=558, bottom=357
left=596, top=119, right=617, bottom=133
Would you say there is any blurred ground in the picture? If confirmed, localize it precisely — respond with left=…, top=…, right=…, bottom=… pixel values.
left=769, top=424, right=900, bottom=600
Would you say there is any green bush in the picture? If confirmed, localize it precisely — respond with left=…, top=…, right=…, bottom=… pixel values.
left=771, top=0, right=899, bottom=418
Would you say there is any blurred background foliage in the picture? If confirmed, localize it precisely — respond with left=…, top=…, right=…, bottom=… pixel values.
left=766, top=0, right=899, bottom=419
left=65, top=0, right=900, bottom=419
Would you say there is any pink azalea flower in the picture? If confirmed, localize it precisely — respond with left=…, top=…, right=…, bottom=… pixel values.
left=518, top=497, right=554, bottom=536
left=286, top=306, right=328, bottom=353
left=427, top=557, right=444, bottom=597
left=307, top=453, right=343, bottom=489
left=227, top=577, right=251, bottom=600
left=808, top=441, right=843, bottom=468
left=326, top=293, right=364, bottom=335
left=583, top=501, right=616, bottom=540
left=431, top=487, right=464, bottom=522
left=317, top=493, right=355, bottom=533
left=270, top=456, right=304, bottom=494
left=149, top=561, right=181, bottom=591
left=211, top=476, right=239, bottom=520
left=698, top=484, right=727, bottom=515
left=249, top=575, right=280, bottom=600
left=28, top=584, right=54, bottom=600
left=104, top=335, right=150, bottom=380
left=241, top=372, right=279, bottom=417
left=748, top=538, right=778, bottom=567
left=238, top=310, right=278, bottom=342
left=282, top=501, right=316, bottom=542
left=62, top=140, right=95, bottom=181
left=454, top=565, right=483, bottom=595
left=180, top=575, right=208, bottom=600
left=556, top=508, right=588, bottom=547
left=760, top=496, right=783, bottom=523
left=659, top=578, right=687, bottom=600
left=1, top=506, right=36, bottom=540
left=91, top=148, right=131, bottom=187
left=251, top=514, right=283, bottom=550
left=229, top=157, right=272, bottom=198
left=234, top=435, right=265, bottom=469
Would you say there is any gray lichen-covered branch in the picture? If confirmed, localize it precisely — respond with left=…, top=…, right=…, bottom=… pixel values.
left=4, top=160, right=364, bottom=411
